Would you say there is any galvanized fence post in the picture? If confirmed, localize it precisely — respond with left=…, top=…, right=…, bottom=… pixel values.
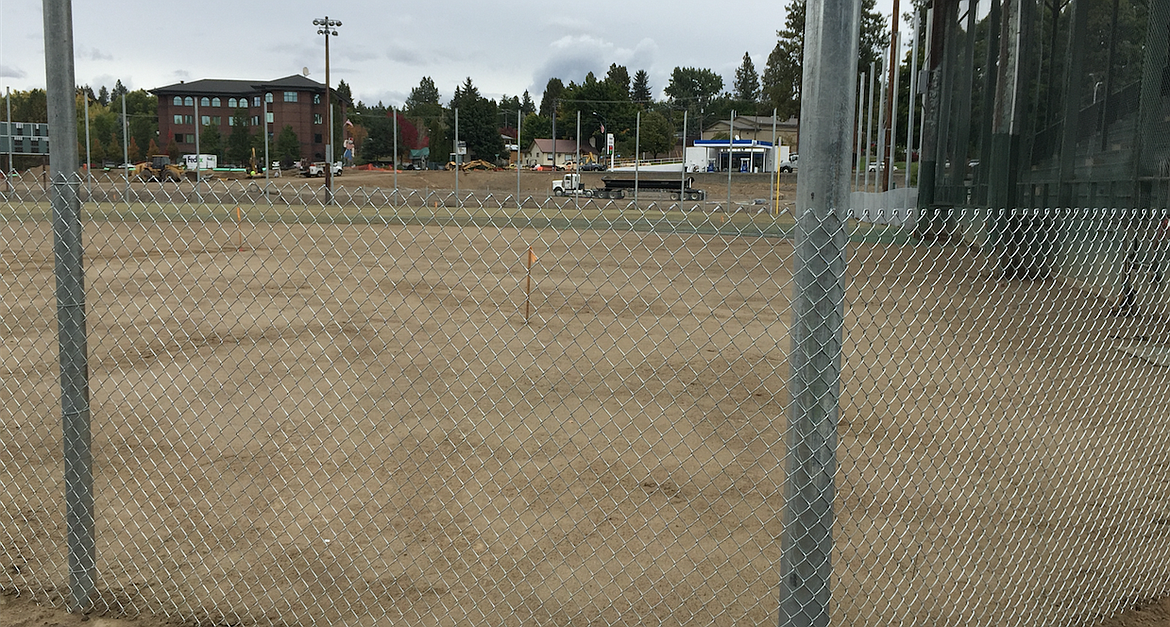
left=781, top=0, right=861, bottom=624
left=43, top=0, right=93, bottom=613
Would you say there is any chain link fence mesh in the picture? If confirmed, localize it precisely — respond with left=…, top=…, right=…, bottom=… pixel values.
left=4, top=172, right=1170, bottom=625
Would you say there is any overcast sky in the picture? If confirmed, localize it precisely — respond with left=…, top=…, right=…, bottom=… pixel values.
left=1, top=0, right=902, bottom=109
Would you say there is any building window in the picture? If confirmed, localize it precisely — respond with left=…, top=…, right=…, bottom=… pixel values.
left=265, top=92, right=273, bottom=103
left=313, top=93, right=321, bottom=104
left=184, top=96, right=194, bottom=106
left=227, top=98, right=237, bottom=108
left=314, top=134, right=323, bottom=144
left=314, top=113, right=323, bottom=124
left=211, top=97, right=221, bottom=107
left=266, top=112, right=274, bottom=123
left=284, top=91, right=298, bottom=102
left=174, top=114, right=184, bottom=124
left=201, top=115, right=210, bottom=126
left=253, top=96, right=260, bottom=107
left=174, top=133, right=183, bottom=144
left=173, top=96, right=182, bottom=106
left=186, top=134, right=196, bottom=144
left=251, top=115, right=259, bottom=126
left=199, top=97, right=209, bottom=107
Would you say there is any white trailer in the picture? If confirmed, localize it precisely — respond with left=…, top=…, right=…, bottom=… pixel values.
left=183, top=154, right=217, bottom=170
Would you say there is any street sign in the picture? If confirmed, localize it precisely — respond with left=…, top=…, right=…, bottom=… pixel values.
left=456, top=141, right=467, bottom=155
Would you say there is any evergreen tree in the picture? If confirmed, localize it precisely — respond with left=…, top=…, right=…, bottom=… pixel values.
left=631, top=70, right=652, bottom=103
left=520, top=91, right=536, bottom=115
left=498, top=95, right=523, bottom=135
left=200, top=123, right=223, bottom=162
left=606, top=64, right=631, bottom=97
left=763, top=0, right=887, bottom=119
left=733, top=52, right=761, bottom=105
left=166, top=138, right=180, bottom=162
left=97, top=85, right=110, bottom=106
left=112, top=79, right=128, bottom=99
left=665, top=67, right=725, bottom=138
left=128, top=136, right=142, bottom=163
left=274, top=125, right=301, bottom=167
left=560, top=72, right=635, bottom=156
left=664, top=67, right=724, bottom=109
left=335, top=79, right=352, bottom=105
left=448, top=77, right=504, bottom=161
left=639, top=110, right=675, bottom=158
left=404, top=77, right=441, bottom=117
left=539, top=77, right=563, bottom=118
left=520, top=112, right=551, bottom=148
left=227, top=109, right=252, bottom=166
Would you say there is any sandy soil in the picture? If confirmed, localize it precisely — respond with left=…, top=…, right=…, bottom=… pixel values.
left=5, top=170, right=1170, bottom=626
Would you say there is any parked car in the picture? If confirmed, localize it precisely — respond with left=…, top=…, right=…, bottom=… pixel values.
left=580, top=162, right=607, bottom=171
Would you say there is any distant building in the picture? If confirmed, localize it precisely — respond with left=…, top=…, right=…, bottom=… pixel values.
left=522, top=139, right=599, bottom=169
left=702, top=114, right=798, bottom=147
left=150, top=75, right=350, bottom=163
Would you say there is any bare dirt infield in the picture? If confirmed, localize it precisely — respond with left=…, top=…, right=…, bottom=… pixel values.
left=5, top=175, right=1170, bottom=626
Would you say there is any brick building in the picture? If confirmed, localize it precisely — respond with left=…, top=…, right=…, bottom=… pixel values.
left=151, top=74, right=349, bottom=164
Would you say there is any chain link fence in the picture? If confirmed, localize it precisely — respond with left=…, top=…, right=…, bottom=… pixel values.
left=4, top=171, right=1170, bottom=625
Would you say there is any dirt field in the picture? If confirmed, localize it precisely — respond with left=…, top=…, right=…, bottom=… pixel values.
left=4, top=171, right=1170, bottom=626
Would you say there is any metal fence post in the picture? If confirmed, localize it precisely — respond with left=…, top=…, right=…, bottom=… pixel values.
left=43, top=0, right=93, bottom=613
left=781, top=0, right=860, bottom=623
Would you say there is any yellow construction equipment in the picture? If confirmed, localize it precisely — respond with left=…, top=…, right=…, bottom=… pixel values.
left=135, top=155, right=182, bottom=182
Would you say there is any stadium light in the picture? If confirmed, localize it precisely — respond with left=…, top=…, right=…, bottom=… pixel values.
left=313, top=16, right=341, bottom=203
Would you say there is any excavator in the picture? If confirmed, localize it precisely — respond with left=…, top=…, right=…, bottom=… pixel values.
left=135, top=155, right=183, bottom=182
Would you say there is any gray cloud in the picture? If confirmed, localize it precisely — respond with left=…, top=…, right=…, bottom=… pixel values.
left=383, top=44, right=425, bottom=67
left=0, top=65, right=27, bottom=79
left=355, top=89, right=409, bottom=109
left=528, top=34, right=665, bottom=95
left=83, top=46, right=114, bottom=61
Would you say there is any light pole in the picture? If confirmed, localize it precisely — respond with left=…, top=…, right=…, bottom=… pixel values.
left=313, top=16, right=341, bottom=204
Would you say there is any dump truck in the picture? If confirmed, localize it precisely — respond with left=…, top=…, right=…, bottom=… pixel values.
left=551, top=173, right=706, bottom=200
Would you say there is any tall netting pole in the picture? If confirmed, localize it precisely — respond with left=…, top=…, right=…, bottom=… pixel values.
left=780, top=0, right=860, bottom=623
left=43, top=0, right=93, bottom=613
